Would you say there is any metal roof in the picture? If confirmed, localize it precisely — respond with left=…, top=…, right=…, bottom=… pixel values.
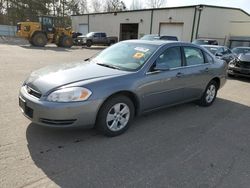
left=71, top=4, right=250, bottom=17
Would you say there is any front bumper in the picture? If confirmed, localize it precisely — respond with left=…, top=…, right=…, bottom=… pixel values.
left=228, top=66, right=250, bottom=78
left=76, top=38, right=86, bottom=45
left=19, top=86, right=103, bottom=128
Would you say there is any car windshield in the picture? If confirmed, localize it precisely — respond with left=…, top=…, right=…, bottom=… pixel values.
left=204, top=46, right=219, bottom=55
left=193, top=40, right=208, bottom=45
left=232, top=48, right=250, bottom=55
left=93, top=42, right=158, bottom=71
left=193, top=39, right=217, bottom=45
left=140, top=35, right=159, bottom=40
left=86, top=32, right=94, bottom=37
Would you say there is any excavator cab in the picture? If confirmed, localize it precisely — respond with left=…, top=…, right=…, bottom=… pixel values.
left=39, top=16, right=55, bottom=33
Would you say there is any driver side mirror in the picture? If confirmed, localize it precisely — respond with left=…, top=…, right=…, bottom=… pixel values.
left=215, top=52, right=223, bottom=57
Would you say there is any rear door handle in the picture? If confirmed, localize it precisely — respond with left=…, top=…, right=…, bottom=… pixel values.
left=176, top=72, right=185, bottom=78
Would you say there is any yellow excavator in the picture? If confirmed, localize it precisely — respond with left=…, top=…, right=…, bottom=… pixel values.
left=17, top=16, right=73, bottom=48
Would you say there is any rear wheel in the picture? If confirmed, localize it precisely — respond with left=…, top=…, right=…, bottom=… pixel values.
left=197, top=80, right=218, bottom=106
left=32, top=33, right=47, bottom=47
left=96, top=96, right=135, bottom=137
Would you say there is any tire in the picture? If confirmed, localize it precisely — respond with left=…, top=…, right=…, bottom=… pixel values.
left=86, top=40, right=92, bottom=47
left=96, top=95, right=135, bottom=137
left=32, top=32, right=47, bottom=47
left=109, top=40, right=115, bottom=46
left=29, top=40, right=34, bottom=46
left=197, top=80, right=218, bottom=107
left=61, top=36, right=73, bottom=48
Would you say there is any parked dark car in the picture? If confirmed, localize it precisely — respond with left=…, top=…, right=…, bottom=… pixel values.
left=193, top=39, right=218, bottom=45
left=72, top=32, right=82, bottom=45
left=231, top=47, right=250, bottom=56
left=77, top=32, right=118, bottom=47
left=19, top=40, right=227, bottom=136
left=228, top=53, right=250, bottom=78
left=202, top=45, right=236, bottom=63
left=140, top=34, right=178, bottom=41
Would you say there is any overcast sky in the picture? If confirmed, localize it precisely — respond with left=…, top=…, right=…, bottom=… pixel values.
left=123, top=0, right=250, bottom=13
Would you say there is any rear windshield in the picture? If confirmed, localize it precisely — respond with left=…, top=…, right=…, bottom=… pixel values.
left=232, top=48, right=250, bottom=55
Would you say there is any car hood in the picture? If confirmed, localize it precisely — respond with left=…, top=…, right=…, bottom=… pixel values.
left=25, top=61, right=128, bottom=94
left=238, top=54, right=250, bottom=62
left=77, top=35, right=86, bottom=39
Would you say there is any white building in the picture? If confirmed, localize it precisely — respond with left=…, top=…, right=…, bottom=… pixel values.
left=71, top=4, right=250, bottom=47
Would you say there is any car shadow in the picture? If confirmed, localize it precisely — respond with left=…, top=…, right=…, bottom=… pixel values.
left=82, top=46, right=107, bottom=50
left=20, top=45, right=83, bottom=52
left=227, top=76, right=250, bottom=83
left=26, top=98, right=250, bottom=187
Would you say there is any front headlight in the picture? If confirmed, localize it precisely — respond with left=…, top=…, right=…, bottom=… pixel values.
left=228, top=61, right=235, bottom=67
left=47, top=87, right=92, bottom=102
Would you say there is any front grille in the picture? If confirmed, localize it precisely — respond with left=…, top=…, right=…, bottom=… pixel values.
left=40, top=118, right=76, bottom=126
left=237, top=61, right=250, bottom=69
left=26, top=85, right=42, bottom=98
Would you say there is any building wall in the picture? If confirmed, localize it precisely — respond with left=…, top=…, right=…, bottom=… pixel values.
left=71, top=5, right=250, bottom=44
left=0, top=25, right=16, bottom=36
left=197, top=7, right=250, bottom=45
left=71, top=16, right=89, bottom=33
left=151, top=8, right=195, bottom=41
left=88, top=11, right=152, bottom=39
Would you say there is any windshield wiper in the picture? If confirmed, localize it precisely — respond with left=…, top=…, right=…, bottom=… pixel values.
left=97, top=63, right=122, bottom=70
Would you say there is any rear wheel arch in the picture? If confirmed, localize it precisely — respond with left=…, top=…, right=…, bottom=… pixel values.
left=31, top=31, right=47, bottom=40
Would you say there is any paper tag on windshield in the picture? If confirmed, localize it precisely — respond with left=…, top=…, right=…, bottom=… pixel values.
left=133, top=52, right=145, bottom=59
left=134, top=47, right=149, bottom=53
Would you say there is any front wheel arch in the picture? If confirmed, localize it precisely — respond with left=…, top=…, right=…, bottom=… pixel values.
left=95, top=94, right=136, bottom=136
left=96, top=91, right=140, bottom=120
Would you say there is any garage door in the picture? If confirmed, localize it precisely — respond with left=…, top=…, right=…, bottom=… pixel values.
left=159, top=23, right=184, bottom=41
left=79, top=24, right=88, bottom=35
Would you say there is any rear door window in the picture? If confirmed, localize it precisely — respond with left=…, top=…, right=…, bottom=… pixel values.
left=183, top=47, right=205, bottom=66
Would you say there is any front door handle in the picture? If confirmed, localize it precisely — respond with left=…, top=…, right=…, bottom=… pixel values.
left=200, top=67, right=209, bottom=73
left=176, top=72, right=184, bottom=78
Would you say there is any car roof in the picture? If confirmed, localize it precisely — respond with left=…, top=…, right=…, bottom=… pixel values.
left=196, top=38, right=217, bottom=41
left=122, top=39, right=198, bottom=47
left=233, top=47, right=250, bottom=49
left=201, top=45, right=225, bottom=48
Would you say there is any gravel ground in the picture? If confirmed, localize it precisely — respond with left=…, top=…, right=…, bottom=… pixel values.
left=0, top=43, right=250, bottom=188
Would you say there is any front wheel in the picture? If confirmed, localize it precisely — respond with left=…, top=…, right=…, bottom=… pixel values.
left=61, top=36, right=73, bottom=48
left=197, top=80, right=218, bottom=106
left=86, top=40, right=92, bottom=47
left=96, top=96, right=135, bottom=137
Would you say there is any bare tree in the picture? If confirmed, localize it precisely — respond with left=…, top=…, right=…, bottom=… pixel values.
left=130, top=0, right=144, bottom=10
left=146, top=0, right=166, bottom=8
left=78, top=0, right=88, bottom=14
left=91, top=0, right=103, bottom=13
left=104, top=0, right=126, bottom=12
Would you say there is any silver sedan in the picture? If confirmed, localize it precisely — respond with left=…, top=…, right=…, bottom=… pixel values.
left=19, top=40, right=227, bottom=136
